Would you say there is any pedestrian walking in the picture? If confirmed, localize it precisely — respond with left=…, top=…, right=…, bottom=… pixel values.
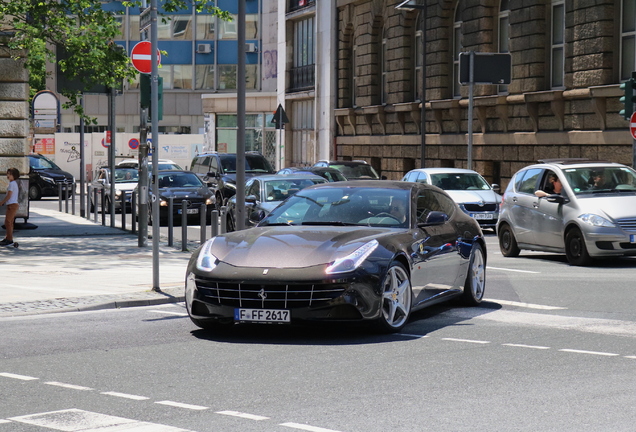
left=1, top=167, right=20, bottom=247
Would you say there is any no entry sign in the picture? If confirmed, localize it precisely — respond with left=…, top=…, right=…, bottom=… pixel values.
left=631, top=112, right=636, bottom=140
left=130, top=41, right=161, bottom=74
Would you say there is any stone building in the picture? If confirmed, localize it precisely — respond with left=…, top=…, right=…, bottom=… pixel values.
left=0, top=43, right=29, bottom=197
left=332, top=0, right=635, bottom=187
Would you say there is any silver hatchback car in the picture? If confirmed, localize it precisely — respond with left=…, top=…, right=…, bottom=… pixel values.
left=497, top=159, right=636, bottom=265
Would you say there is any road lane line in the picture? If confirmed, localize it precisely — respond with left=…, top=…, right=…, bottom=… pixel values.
left=0, top=420, right=11, bottom=424
left=45, top=381, right=93, bottom=391
left=216, top=410, right=269, bottom=420
left=559, top=349, right=620, bottom=357
left=441, top=338, right=490, bottom=344
left=624, top=356, right=636, bottom=359
left=281, top=422, right=343, bottom=432
left=148, top=310, right=188, bottom=316
left=487, top=266, right=540, bottom=274
left=485, top=299, right=567, bottom=310
left=101, top=391, right=149, bottom=401
left=502, top=343, right=550, bottom=350
left=156, top=401, right=208, bottom=410
left=0, top=372, right=38, bottom=381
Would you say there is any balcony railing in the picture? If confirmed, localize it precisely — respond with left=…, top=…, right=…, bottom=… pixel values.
left=289, top=0, right=316, bottom=13
left=290, top=64, right=315, bottom=92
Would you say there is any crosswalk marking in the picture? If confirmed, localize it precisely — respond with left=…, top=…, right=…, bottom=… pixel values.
left=8, top=409, right=193, bottom=431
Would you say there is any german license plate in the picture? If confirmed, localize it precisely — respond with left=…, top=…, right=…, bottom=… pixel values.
left=177, top=208, right=199, bottom=215
left=234, top=308, right=290, bottom=323
left=631, top=235, right=636, bottom=243
left=471, top=213, right=494, bottom=220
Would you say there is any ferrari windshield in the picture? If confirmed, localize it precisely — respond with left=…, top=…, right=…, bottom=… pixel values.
left=260, top=187, right=410, bottom=228
left=562, top=166, right=636, bottom=195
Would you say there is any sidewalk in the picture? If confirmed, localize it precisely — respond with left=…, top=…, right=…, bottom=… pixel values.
left=0, top=206, right=193, bottom=317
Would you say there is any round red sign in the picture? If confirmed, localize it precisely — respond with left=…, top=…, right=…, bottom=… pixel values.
left=630, top=112, right=636, bottom=140
left=130, top=41, right=161, bottom=74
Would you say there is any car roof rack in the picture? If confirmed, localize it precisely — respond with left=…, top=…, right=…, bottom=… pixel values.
left=537, top=158, right=612, bottom=165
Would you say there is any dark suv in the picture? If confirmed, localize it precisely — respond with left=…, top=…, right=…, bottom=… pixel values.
left=190, top=152, right=275, bottom=207
left=27, top=154, right=75, bottom=200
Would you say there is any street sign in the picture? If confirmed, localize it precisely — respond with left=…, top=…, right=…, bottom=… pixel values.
left=272, top=104, right=289, bottom=130
left=459, top=52, right=512, bottom=85
left=139, top=7, right=151, bottom=33
left=630, top=112, right=636, bottom=140
left=130, top=41, right=161, bottom=75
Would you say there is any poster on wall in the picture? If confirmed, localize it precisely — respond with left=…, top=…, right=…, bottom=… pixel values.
left=33, top=136, right=55, bottom=155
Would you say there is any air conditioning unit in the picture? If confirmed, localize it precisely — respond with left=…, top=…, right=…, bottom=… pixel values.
left=245, top=43, right=257, bottom=53
left=197, top=43, right=211, bottom=54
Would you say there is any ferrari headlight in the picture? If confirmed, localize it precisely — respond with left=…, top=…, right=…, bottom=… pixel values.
left=326, top=240, right=379, bottom=274
left=578, top=213, right=615, bottom=228
left=196, top=239, right=219, bottom=272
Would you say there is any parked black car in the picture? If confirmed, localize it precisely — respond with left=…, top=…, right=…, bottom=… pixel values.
left=186, top=180, right=486, bottom=333
left=27, top=154, right=75, bottom=200
left=190, top=151, right=275, bottom=209
left=141, top=170, right=215, bottom=226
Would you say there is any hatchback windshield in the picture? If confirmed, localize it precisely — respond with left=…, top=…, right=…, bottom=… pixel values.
left=430, top=173, right=491, bottom=191
left=113, top=168, right=139, bottom=183
left=331, top=164, right=379, bottom=180
left=561, top=166, right=636, bottom=195
left=260, top=187, right=410, bottom=228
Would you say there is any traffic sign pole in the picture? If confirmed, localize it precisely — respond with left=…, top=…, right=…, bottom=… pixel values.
left=150, top=0, right=161, bottom=291
left=631, top=112, right=636, bottom=170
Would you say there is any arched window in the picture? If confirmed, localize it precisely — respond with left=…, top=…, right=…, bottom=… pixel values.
left=414, top=13, right=423, bottom=102
left=620, top=0, right=635, bottom=81
left=381, top=26, right=388, bottom=105
left=550, top=1, right=565, bottom=88
left=498, top=0, right=510, bottom=93
left=453, top=5, right=463, bottom=97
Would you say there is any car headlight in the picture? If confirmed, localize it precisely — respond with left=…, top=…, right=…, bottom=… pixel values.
left=325, top=240, right=379, bottom=274
left=160, top=199, right=168, bottom=207
left=115, top=190, right=123, bottom=197
left=41, top=176, right=55, bottom=184
left=577, top=213, right=615, bottom=228
left=226, top=183, right=236, bottom=190
left=196, top=239, right=219, bottom=272
left=205, top=197, right=215, bottom=205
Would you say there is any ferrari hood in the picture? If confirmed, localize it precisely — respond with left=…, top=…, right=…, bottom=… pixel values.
left=208, top=226, right=396, bottom=268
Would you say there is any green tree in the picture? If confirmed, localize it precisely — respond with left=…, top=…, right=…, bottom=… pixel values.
left=0, top=0, right=230, bottom=122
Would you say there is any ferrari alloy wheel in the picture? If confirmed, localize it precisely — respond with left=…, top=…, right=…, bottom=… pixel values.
left=462, top=243, right=486, bottom=306
left=565, top=227, right=592, bottom=266
left=377, top=262, right=412, bottom=333
left=498, top=223, right=520, bottom=257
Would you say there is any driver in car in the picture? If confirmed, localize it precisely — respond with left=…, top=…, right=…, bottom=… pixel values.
left=389, top=198, right=407, bottom=223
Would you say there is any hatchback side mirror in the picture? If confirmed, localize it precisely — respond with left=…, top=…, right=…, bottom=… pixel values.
left=546, top=194, right=567, bottom=204
left=491, top=183, right=500, bottom=194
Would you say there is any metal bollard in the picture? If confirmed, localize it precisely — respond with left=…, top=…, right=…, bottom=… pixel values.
left=86, top=186, right=92, bottom=220
left=58, top=183, right=63, bottom=212
left=93, top=187, right=98, bottom=223
left=168, top=197, right=174, bottom=247
left=200, top=203, right=207, bottom=244
left=210, top=210, right=219, bottom=238
left=120, top=192, right=126, bottom=231
left=181, top=200, right=189, bottom=251
left=71, top=184, right=75, bottom=215
left=64, top=184, right=69, bottom=214
left=131, top=191, right=137, bottom=234
left=101, top=187, right=106, bottom=226
left=220, top=206, right=227, bottom=234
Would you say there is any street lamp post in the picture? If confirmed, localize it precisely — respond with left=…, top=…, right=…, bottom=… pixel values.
left=396, top=0, right=426, bottom=168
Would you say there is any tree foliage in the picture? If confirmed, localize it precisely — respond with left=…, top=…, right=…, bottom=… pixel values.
left=0, top=0, right=230, bottom=122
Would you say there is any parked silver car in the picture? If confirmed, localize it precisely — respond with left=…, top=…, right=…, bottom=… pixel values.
left=401, top=168, right=501, bottom=229
left=497, top=159, right=636, bottom=266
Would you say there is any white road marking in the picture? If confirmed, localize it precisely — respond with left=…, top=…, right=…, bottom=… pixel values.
left=559, top=349, right=620, bottom=357
left=485, top=299, right=567, bottom=310
left=397, top=333, right=429, bottom=339
left=101, top=391, right=149, bottom=401
left=0, top=420, right=11, bottom=424
left=281, top=422, right=343, bottom=432
left=216, top=410, right=269, bottom=420
left=148, top=310, right=188, bottom=316
left=502, top=343, right=550, bottom=350
left=487, top=266, right=540, bottom=274
left=8, top=409, right=193, bottom=431
left=624, top=356, right=636, bottom=359
left=441, top=338, right=490, bottom=344
left=0, top=372, right=38, bottom=381
left=156, top=401, right=208, bottom=410
left=45, top=381, right=93, bottom=391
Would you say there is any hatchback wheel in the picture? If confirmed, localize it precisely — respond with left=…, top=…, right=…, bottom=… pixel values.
left=565, top=227, right=592, bottom=266
left=462, top=243, right=486, bottom=305
left=498, top=223, right=520, bottom=257
left=375, top=262, right=412, bottom=333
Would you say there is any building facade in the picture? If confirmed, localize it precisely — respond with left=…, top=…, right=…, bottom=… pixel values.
left=331, top=0, right=635, bottom=187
